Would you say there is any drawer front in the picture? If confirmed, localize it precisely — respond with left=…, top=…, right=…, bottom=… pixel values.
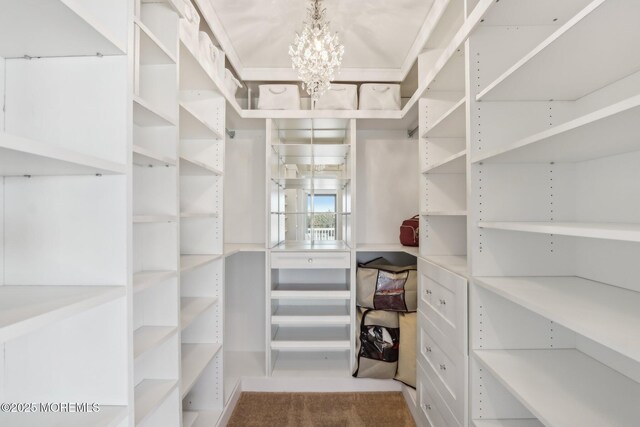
left=418, top=312, right=465, bottom=425
left=418, top=257, right=467, bottom=352
left=417, top=362, right=460, bottom=427
left=271, top=251, right=351, bottom=269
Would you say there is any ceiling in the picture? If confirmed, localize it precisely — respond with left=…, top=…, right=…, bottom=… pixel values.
left=203, top=0, right=437, bottom=81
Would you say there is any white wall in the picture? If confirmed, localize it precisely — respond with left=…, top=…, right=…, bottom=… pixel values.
left=224, top=130, right=266, bottom=244
left=356, top=129, right=418, bottom=244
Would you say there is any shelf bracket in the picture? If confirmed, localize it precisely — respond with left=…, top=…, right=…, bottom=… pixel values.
left=225, top=128, right=235, bottom=139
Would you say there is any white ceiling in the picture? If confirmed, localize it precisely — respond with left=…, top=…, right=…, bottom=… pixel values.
left=205, top=0, right=436, bottom=79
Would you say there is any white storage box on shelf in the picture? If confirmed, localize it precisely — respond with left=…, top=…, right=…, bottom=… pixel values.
left=179, top=0, right=200, bottom=50
left=314, top=84, right=358, bottom=110
left=359, top=84, right=401, bottom=110
left=198, top=31, right=225, bottom=79
left=224, top=69, right=242, bottom=98
left=257, top=85, right=301, bottom=110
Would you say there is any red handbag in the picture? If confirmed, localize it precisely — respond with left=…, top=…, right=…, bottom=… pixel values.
left=399, top=215, right=419, bottom=247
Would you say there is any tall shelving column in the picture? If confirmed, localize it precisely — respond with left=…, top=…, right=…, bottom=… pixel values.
left=0, top=1, right=131, bottom=426
left=178, top=21, right=226, bottom=426
left=131, top=1, right=181, bottom=426
left=468, top=1, right=640, bottom=426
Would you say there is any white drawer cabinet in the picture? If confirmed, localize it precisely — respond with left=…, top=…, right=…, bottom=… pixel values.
left=418, top=257, right=467, bottom=353
left=270, top=251, right=351, bottom=269
left=418, top=361, right=460, bottom=427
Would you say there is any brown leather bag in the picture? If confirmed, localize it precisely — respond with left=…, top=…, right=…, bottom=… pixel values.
left=399, top=215, right=419, bottom=247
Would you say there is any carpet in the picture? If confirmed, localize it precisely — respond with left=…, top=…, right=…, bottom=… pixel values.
left=226, top=392, right=416, bottom=427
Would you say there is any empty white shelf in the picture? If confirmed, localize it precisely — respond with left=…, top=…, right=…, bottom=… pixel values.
left=0, top=285, right=124, bottom=343
left=224, top=243, right=266, bottom=258
left=422, top=150, right=466, bottom=174
left=135, top=19, right=176, bottom=65
left=0, top=132, right=126, bottom=176
left=478, top=221, right=640, bottom=243
left=356, top=244, right=419, bottom=257
left=474, top=349, right=640, bottom=427
left=0, top=0, right=125, bottom=57
left=133, top=145, right=177, bottom=167
left=133, top=270, right=176, bottom=294
left=133, top=96, right=177, bottom=127
left=422, top=255, right=468, bottom=278
left=422, top=98, right=466, bottom=138
left=0, top=405, right=127, bottom=427
left=181, top=297, right=218, bottom=331
left=473, top=421, right=544, bottom=427
left=243, top=109, right=404, bottom=120
left=133, top=214, right=177, bottom=223
left=271, top=283, right=350, bottom=300
left=182, top=411, right=199, bottom=427
left=271, top=351, right=351, bottom=378
left=191, top=410, right=223, bottom=427
left=271, top=240, right=351, bottom=252
left=422, top=210, right=467, bottom=216
left=477, top=0, right=640, bottom=101
left=179, top=156, right=223, bottom=176
left=475, top=276, right=640, bottom=362
left=135, top=379, right=178, bottom=425
left=272, top=305, right=350, bottom=326
left=179, top=102, right=223, bottom=140
left=472, top=94, right=640, bottom=163
left=272, top=143, right=350, bottom=158
left=272, top=177, right=350, bottom=191
left=134, top=325, right=177, bottom=360
left=180, top=255, right=222, bottom=273
left=271, top=327, right=350, bottom=351
left=181, top=343, right=222, bottom=398
left=180, top=212, right=219, bottom=219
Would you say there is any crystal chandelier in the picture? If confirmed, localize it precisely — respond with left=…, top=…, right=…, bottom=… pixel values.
left=289, top=0, right=344, bottom=102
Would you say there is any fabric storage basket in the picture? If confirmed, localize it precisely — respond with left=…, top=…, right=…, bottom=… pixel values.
left=257, top=85, right=301, bottom=110
left=314, top=84, right=358, bottom=110
left=356, top=257, right=417, bottom=312
left=179, top=0, right=200, bottom=51
left=224, top=69, right=242, bottom=98
left=359, top=84, right=401, bottom=110
left=198, top=32, right=225, bottom=79
left=395, top=312, right=416, bottom=388
left=353, top=308, right=400, bottom=379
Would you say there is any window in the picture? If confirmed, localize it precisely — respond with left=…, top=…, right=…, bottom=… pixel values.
left=307, top=194, right=336, bottom=241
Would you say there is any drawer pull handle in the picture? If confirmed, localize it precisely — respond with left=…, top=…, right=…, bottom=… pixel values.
left=308, top=258, right=313, bottom=263
left=423, top=403, right=431, bottom=411
left=439, top=299, right=446, bottom=305
left=439, top=364, right=447, bottom=371
left=425, top=346, right=432, bottom=353
left=425, top=289, right=432, bottom=295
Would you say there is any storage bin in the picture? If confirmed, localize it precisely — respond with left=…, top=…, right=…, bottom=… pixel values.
left=257, top=85, right=301, bottom=110
left=198, top=31, right=225, bottom=79
left=224, top=69, right=242, bottom=98
left=359, top=84, right=401, bottom=110
left=179, top=0, right=200, bottom=51
left=314, top=84, right=358, bottom=110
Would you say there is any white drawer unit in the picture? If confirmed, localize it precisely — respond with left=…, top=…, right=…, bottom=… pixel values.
left=271, top=251, right=351, bottom=269
left=418, top=311, right=465, bottom=426
left=418, top=362, right=460, bottom=427
left=418, top=257, right=467, bottom=353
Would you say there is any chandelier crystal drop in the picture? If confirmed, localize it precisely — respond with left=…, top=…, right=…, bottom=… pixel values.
left=288, top=0, right=344, bottom=101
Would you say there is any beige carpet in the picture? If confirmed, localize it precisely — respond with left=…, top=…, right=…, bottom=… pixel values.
left=227, top=392, right=416, bottom=427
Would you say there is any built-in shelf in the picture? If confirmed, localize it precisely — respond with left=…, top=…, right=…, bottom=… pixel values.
left=0, top=132, right=127, bottom=176
left=478, top=221, right=640, bottom=243
left=180, top=212, right=219, bottom=219
left=422, top=98, right=466, bottom=138
left=224, top=243, right=266, bottom=257
left=133, top=145, right=176, bottom=167
left=179, top=102, right=223, bottom=140
left=0, top=405, right=128, bottom=427
left=474, top=349, right=640, bottom=427
left=356, top=244, right=419, bottom=257
left=271, top=283, right=350, bottom=300
left=472, top=94, right=640, bottom=163
left=244, top=109, right=403, bottom=120
left=134, top=379, right=178, bottom=425
left=190, top=410, right=223, bottom=427
left=475, top=276, right=640, bottom=362
left=271, top=240, right=351, bottom=252
left=134, top=325, right=177, bottom=360
left=271, top=327, right=350, bottom=351
left=272, top=143, right=351, bottom=160
left=272, top=306, right=350, bottom=326
left=133, top=214, right=177, bottom=223
left=182, top=411, right=199, bottom=427
left=179, top=156, right=223, bottom=176
left=0, top=285, right=124, bottom=343
left=133, top=270, right=176, bottom=294
left=477, top=0, right=640, bottom=101
left=180, top=255, right=222, bottom=273
left=422, top=255, right=468, bottom=278
left=473, top=421, right=544, bottom=427
left=0, top=0, right=126, bottom=58
left=272, top=177, right=350, bottom=190
left=181, top=343, right=222, bottom=398
left=271, top=352, right=351, bottom=378
left=181, top=297, right=218, bottom=331
left=135, top=19, right=176, bottom=65
left=133, top=96, right=178, bottom=127
left=422, top=150, right=466, bottom=174
left=422, top=211, right=467, bottom=216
